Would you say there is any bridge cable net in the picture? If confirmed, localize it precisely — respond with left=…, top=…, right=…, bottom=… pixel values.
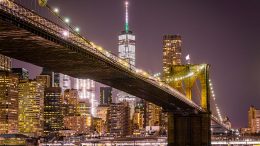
left=208, top=79, right=231, bottom=130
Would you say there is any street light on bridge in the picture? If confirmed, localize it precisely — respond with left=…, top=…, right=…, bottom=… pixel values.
left=53, top=7, right=59, bottom=13
left=75, top=27, right=80, bottom=32
left=64, top=17, right=70, bottom=23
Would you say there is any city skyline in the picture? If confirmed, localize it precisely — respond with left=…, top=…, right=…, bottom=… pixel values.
left=11, top=0, right=260, bottom=129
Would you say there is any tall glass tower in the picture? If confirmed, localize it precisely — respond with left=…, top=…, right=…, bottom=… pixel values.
left=118, top=1, right=136, bottom=66
left=118, top=1, right=136, bottom=119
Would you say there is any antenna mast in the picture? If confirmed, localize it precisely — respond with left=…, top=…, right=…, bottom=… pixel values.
left=125, top=1, right=129, bottom=33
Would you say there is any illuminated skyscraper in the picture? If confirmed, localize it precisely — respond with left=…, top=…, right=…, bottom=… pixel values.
left=18, top=80, right=44, bottom=137
left=0, top=71, right=19, bottom=134
left=44, top=87, right=63, bottom=134
left=36, top=75, right=51, bottom=88
left=133, top=102, right=145, bottom=133
left=100, top=87, right=112, bottom=105
left=0, top=54, right=11, bottom=71
left=97, top=105, right=109, bottom=134
left=60, top=74, right=71, bottom=91
left=118, top=0, right=133, bottom=59
left=74, top=100, right=92, bottom=133
left=117, top=1, right=137, bottom=119
left=93, top=117, right=105, bottom=135
left=118, top=1, right=135, bottom=66
left=77, top=100, right=91, bottom=118
left=63, top=89, right=91, bottom=134
left=162, top=35, right=182, bottom=76
left=63, top=116, right=91, bottom=134
left=41, top=68, right=71, bottom=91
left=161, top=35, right=182, bottom=135
left=145, top=102, right=161, bottom=127
left=62, top=89, right=79, bottom=117
left=107, top=102, right=131, bottom=137
left=63, top=89, right=79, bottom=106
left=97, top=105, right=109, bottom=123
left=74, top=78, right=96, bottom=116
left=248, top=106, right=260, bottom=133
left=11, top=68, right=29, bottom=80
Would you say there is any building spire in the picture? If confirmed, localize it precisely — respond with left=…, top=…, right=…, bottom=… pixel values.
left=125, top=1, right=129, bottom=33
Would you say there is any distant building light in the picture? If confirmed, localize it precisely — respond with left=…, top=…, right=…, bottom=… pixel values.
left=62, top=31, right=69, bottom=37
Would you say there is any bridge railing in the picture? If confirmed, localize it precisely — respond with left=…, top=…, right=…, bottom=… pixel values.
left=0, top=0, right=217, bottom=114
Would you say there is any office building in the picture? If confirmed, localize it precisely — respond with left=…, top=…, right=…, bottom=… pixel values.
left=44, top=87, right=63, bottom=134
left=64, top=101, right=92, bottom=134
left=61, top=74, right=71, bottom=91
left=64, top=116, right=91, bottom=134
left=18, top=80, right=44, bottom=137
left=74, top=78, right=96, bottom=116
left=41, top=68, right=57, bottom=87
left=162, top=35, right=182, bottom=76
left=12, top=68, right=29, bottom=80
left=133, top=102, right=145, bottom=133
left=0, top=71, right=19, bottom=134
left=93, top=117, right=105, bottom=135
left=100, top=87, right=112, bottom=105
left=107, top=102, right=131, bottom=136
left=97, top=105, right=109, bottom=123
left=118, top=1, right=135, bottom=66
left=36, top=75, right=51, bottom=88
left=41, top=68, right=71, bottom=91
left=0, top=54, right=11, bottom=71
left=62, top=89, right=79, bottom=116
left=145, top=102, right=161, bottom=126
left=77, top=100, right=92, bottom=127
left=117, top=1, right=137, bottom=118
left=62, top=90, right=92, bottom=134
left=248, top=106, right=260, bottom=133
left=63, top=89, right=79, bottom=105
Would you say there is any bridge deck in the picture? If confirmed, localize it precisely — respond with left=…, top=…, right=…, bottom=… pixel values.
left=0, top=1, right=199, bottom=112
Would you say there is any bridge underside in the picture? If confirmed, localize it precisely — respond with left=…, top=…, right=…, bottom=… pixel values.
left=0, top=10, right=197, bottom=112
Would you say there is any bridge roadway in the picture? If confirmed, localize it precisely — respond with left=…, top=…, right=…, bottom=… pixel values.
left=0, top=0, right=229, bottom=132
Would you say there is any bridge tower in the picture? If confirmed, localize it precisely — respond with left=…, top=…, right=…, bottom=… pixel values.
left=164, top=64, right=211, bottom=146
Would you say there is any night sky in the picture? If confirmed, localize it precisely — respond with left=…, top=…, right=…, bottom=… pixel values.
left=12, top=0, right=260, bottom=128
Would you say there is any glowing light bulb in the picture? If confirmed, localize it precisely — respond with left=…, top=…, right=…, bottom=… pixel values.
left=62, top=30, right=69, bottom=37
left=64, top=17, right=70, bottom=23
left=53, top=8, right=59, bottom=13
left=75, top=27, right=80, bottom=32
